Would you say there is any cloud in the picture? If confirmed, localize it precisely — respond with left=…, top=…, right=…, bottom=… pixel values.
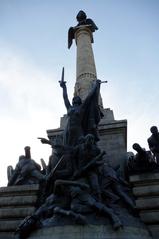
left=0, top=43, right=65, bottom=186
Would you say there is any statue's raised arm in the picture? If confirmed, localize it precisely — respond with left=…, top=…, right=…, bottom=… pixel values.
left=59, top=67, right=71, bottom=110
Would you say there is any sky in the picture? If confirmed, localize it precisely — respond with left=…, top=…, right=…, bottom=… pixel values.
left=0, top=0, right=159, bottom=186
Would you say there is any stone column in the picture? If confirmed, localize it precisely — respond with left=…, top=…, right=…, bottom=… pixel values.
left=74, top=26, right=102, bottom=106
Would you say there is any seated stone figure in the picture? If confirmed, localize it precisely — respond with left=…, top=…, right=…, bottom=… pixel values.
left=8, top=146, right=44, bottom=186
left=148, top=126, right=159, bottom=164
left=127, top=143, right=158, bottom=174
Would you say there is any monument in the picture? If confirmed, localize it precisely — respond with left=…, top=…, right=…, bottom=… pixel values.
left=1, top=10, right=158, bottom=239
left=47, top=10, right=127, bottom=170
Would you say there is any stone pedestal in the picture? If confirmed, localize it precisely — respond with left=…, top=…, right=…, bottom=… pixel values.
left=98, top=109, right=127, bottom=168
left=0, top=185, right=39, bottom=239
left=28, top=225, right=151, bottom=239
left=47, top=108, right=127, bottom=168
left=129, top=172, right=159, bottom=238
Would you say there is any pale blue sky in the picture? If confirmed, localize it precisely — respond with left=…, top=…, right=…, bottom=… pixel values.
left=0, top=0, right=159, bottom=185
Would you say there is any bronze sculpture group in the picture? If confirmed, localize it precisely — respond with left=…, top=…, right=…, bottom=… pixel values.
left=10, top=78, right=139, bottom=239
left=10, top=76, right=159, bottom=237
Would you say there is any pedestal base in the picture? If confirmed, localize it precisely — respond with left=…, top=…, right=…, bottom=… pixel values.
left=47, top=108, right=127, bottom=168
left=130, top=172, right=159, bottom=238
left=28, top=225, right=151, bottom=239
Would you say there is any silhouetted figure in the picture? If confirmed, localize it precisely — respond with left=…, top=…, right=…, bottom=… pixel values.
left=100, top=163, right=135, bottom=210
left=59, top=79, right=102, bottom=146
left=46, top=146, right=74, bottom=196
left=68, top=10, right=98, bottom=49
left=73, top=134, right=104, bottom=200
left=69, top=182, right=122, bottom=230
left=8, top=147, right=44, bottom=186
left=148, top=126, right=159, bottom=164
left=15, top=180, right=71, bottom=239
left=38, top=136, right=64, bottom=175
left=16, top=180, right=88, bottom=239
left=127, top=143, right=157, bottom=174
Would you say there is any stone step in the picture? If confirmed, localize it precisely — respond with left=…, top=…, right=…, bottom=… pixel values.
left=148, top=225, right=159, bottom=238
left=140, top=210, right=159, bottom=224
left=133, top=184, right=159, bottom=197
left=0, top=195, right=37, bottom=207
left=129, top=173, right=159, bottom=186
left=0, top=185, right=39, bottom=197
left=0, top=207, right=35, bottom=219
left=27, top=225, right=151, bottom=239
left=136, top=197, right=159, bottom=210
left=0, top=232, right=16, bottom=239
left=0, top=219, right=22, bottom=232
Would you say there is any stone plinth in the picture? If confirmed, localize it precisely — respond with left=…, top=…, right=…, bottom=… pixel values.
left=0, top=185, right=39, bottom=238
left=129, top=172, right=159, bottom=238
left=47, top=108, right=127, bottom=168
left=98, top=109, right=127, bottom=168
left=28, top=225, right=151, bottom=239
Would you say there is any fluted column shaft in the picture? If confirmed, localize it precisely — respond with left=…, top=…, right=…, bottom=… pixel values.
left=74, top=26, right=97, bottom=99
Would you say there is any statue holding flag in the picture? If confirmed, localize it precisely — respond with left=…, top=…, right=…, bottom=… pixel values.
left=59, top=67, right=104, bottom=146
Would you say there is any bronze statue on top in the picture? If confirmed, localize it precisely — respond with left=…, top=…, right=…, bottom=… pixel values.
left=68, top=10, right=98, bottom=49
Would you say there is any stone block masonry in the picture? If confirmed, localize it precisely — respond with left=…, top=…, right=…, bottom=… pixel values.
left=130, top=172, right=159, bottom=238
left=0, top=184, right=39, bottom=239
